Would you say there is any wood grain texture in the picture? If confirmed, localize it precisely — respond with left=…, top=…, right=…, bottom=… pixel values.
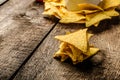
left=0, top=0, right=56, bottom=79
left=14, top=14, right=120, bottom=80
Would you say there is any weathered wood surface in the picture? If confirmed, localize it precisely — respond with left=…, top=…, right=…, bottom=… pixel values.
left=0, top=0, right=56, bottom=79
left=14, top=15, right=120, bottom=80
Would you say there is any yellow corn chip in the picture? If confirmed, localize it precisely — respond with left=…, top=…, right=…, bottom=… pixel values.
left=54, top=50, right=68, bottom=62
left=64, top=0, right=101, bottom=11
left=44, top=2, right=52, bottom=10
left=99, top=0, right=120, bottom=9
left=64, top=0, right=83, bottom=11
left=54, top=29, right=99, bottom=64
left=43, top=3, right=64, bottom=18
left=89, top=47, right=99, bottom=55
left=103, top=8, right=119, bottom=17
left=55, top=29, right=88, bottom=52
left=73, top=19, right=86, bottom=24
left=87, top=33, right=93, bottom=40
left=68, top=44, right=82, bottom=62
left=44, top=0, right=60, bottom=2
left=78, top=3, right=103, bottom=10
left=73, top=10, right=99, bottom=14
left=59, top=12, right=85, bottom=23
left=86, top=12, right=111, bottom=27
left=43, top=0, right=120, bottom=27
left=94, top=22, right=100, bottom=27
left=57, top=7, right=86, bottom=23
left=83, top=10, right=99, bottom=14
left=54, top=42, right=69, bottom=61
left=83, top=47, right=99, bottom=60
left=49, top=0, right=66, bottom=7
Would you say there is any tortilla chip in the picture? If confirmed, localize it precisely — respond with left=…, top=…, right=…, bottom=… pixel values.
left=58, top=7, right=86, bottom=23
left=59, top=12, right=85, bottom=23
left=83, top=10, right=100, bottom=14
left=94, top=22, right=100, bottom=27
left=83, top=47, right=99, bottom=60
left=43, top=0, right=120, bottom=27
left=78, top=3, right=103, bottom=10
left=89, top=47, right=99, bottom=55
left=55, top=29, right=88, bottom=52
left=86, top=12, right=111, bottom=27
left=54, top=29, right=99, bottom=64
left=99, top=0, right=120, bottom=9
left=103, top=8, right=119, bottom=17
left=65, top=0, right=101, bottom=11
left=73, top=19, right=86, bottom=24
left=64, top=0, right=82, bottom=11
left=44, top=0, right=60, bottom=2
left=49, top=0, right=66, bottom=7
left=68, top=44, right=82, bottom=62
left=73, top=9, right=99, bottom=14
left=54, top=42, right=69, bottom=61
left=54, top=50, right=68, bottom=62
left=44, top=2, right=52, bottom=10
left=43, top=2, right=58, bottom=14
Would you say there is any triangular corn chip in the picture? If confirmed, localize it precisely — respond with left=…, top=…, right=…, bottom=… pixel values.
left=73, top=19, right=86, bottom=24
left=55, top=29, right=88, bottom=52
left=44, top=2, right=52, bottom=10
left=59, top=12, right=85, bottom=23
left=44, top=0, right=60, bottom=2
left=89, top=47, right=99, bottom=56
left=68, top=44, right=82, bottom=62
left=49, top=0, right=66, bottom=7
left=65, top=0, right=101, bottom=11
left=58, top=6, right=86, bottom=23
left=78, top=3, right=103, bottom=10
left=74, top=10, right=99, bottom=14
left=86, top=12, right=111, bottom=27
left=43, top=2, right=65, bottom=18
left=83, top=10, right=99, bottom=14
left=83, top=47, right=99, bottom=60
left=99, top=0, right=120, bottom=9
left=64, top=0, right=84, bottom=11
left=94, top=22, right=100, bottom=27
left=54, top=29, right=99, bottom=64
left=103, top=8, right=119, bottom=17
left=53, top=42, right=69, bottom=61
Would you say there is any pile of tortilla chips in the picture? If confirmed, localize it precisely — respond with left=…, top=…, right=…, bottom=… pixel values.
left=43, top=0, right=120, bottom=27
left=54, top=29, right=99, bottom=64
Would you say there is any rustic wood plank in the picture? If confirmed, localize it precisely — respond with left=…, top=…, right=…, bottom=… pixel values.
left=0, top=0, right=56, bottom=79
left=14, top=14, right=120, bottom=80
left=0, top=0, right=8, bottom=5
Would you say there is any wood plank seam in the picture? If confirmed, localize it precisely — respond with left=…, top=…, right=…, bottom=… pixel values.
left=8, top=20, right=59, bottom=80
left=0, top=1, right=60, bottom=79
left=0, top=0, right=8, bottom=6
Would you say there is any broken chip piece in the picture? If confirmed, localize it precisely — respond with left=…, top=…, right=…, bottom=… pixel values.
left=43, top=0, right=120, bottom=27
left=54, top=29, right=99, bottom=64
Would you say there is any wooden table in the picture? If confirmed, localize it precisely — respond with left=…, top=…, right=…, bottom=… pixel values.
left=0, top=0, right=120, bottom=80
